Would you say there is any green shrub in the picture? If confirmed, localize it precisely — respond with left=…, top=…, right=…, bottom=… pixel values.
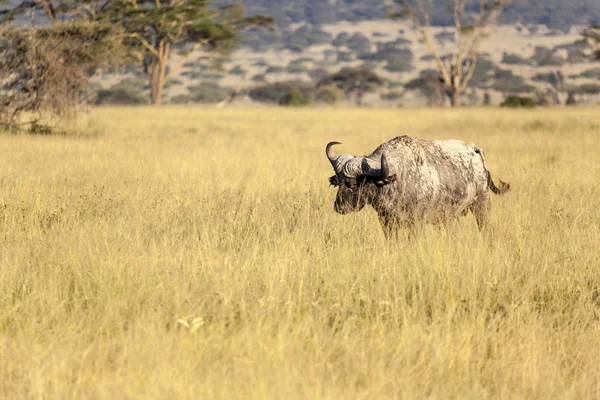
left=315, top=85, right=343, bottom=104
left=500, top=96, right=536, bottom=108
left=249, top=81, right=314, bottom=104
left=279, top=89, right=311, bottom=106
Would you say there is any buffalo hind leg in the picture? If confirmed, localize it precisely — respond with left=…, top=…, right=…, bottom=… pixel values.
left=471, top=192, right=491, bottom=231
left=471, top=193, right=491, bottom=231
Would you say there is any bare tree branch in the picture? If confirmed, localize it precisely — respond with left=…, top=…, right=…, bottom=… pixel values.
left=397, top=0, right=451, bottom=87
left=393, top=0, right=511, bottom=106
left=164, top=39, right=208, bottom=81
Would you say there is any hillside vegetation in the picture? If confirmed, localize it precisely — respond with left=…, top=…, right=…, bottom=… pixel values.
left=237, top=0, right=600, bottom=30
left=1, top=107, right=599, bottom=398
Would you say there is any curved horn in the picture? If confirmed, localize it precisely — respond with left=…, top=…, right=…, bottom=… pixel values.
left=326, top=141, right=342, bottom=165
left=381, top=152, right=391, bottom=180
left=375, top=152, right=397, bottom=187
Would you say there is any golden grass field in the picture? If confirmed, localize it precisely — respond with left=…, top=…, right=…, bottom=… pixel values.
left=1, top=107, right=599, bottom=399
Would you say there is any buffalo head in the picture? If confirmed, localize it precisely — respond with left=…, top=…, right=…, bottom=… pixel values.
left=326, top=142, right=396, bottom=214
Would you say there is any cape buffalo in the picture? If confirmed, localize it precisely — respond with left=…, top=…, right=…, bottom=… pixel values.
left=326, top=136, right=510, bottom=237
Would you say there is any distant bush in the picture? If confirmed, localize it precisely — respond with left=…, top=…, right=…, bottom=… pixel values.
left=374, top=38, right=411, bottom=54
left=241, top=28, right=280, bottom=52
left=249, top=81, right=314, bottom=104
left=315, top=85, right=344, bottom=104
left=95, top=78, right=149, bottom=105
left=555, top=39, right=590, bottom=63
left=265, top=66, right=285, bottom=74
left=317, top=67, right=384, bottom=105
left=434, top=30, right=454, bottom=43
left=572, top=68, right=600, bottom=80
left=279, top=89, right=311, bottom=106
left=171, top=82, right=232, bottom=104
left=290, top=57, right=314, bottom=65
left=404, top=69, right=441, bottom=99
left=380, top=91, right=403, bottom=101
left=358, top=47, right=413, bottom=73
left=346, top=33, right=371, bottom=52
left=530, top=46, right=565, bottom=66
left=501, top=52, right=532, bottom=65
left=384, top=53, right=413, bottom=73
left=490, top=69, right=535, bottom=93
left=198, top=72, right=225, bottom=81
left=337, top=51, right=354, bottom=62
left=163, top=79, right=183, bottom=90
left=308, top=68, right=329, bottom=81
left=229, top=65, right=246, bottom=75
left=251, top=74, right=266, bottom=82
left=287, top=64, right=309, bottom=74
left=468, top=58, right=499, bottom=87
left=500, top=96, right=536, bottom=108
left=284, top=25, right=331, bottom=52
left=332, top=32, right=350, bottom=47
left=538, top=55, right=565, bottom=66
left=532, top=71, right=564, bottom=87
left=571, top=83, right=600, bottom=95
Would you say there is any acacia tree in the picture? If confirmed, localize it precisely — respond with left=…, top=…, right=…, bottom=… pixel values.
left=100, top=1, right=273, bottom=105
left=0, top=3, right=123, bottom=132
left=583, top=26, right=600, bottom=61
left=1, top=1, right=273, bottom=106
left=389, top=0, right=512, bottom=107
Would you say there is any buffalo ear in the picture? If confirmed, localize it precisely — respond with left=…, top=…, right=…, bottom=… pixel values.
left=329, top=175, right=339, bottom=186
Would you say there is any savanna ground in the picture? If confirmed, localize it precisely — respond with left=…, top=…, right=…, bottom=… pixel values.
left=1, top=107, right=599, bottom=399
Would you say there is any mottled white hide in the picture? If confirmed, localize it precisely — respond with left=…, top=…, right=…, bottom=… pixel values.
left=326, top=136, right=510, bottom=236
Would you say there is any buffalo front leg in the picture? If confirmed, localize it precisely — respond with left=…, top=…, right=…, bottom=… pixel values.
left=378, top=212, right=411, bottom=240
left=378, top=212, right=398, bottom=239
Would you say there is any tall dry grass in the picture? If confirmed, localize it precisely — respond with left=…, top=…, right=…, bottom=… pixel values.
left=0, top=107, right=599, bottom=399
